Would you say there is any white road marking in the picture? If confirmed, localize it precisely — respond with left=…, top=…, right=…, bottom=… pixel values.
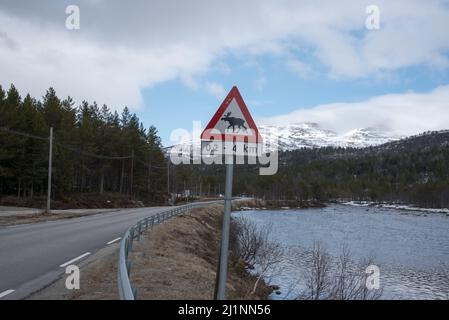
left=107, top=237, right=121, bottom=245
left=0, top=289, right=15, bottom=298
left=59, top=252, right=91, bottom=268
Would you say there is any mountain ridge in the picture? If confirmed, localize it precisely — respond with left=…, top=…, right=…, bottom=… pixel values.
left=258, top=122, right=402, bottom=150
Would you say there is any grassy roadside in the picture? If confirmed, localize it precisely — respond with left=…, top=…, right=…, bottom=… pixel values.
left=129, top=204, right=271, bottom=299
left=0, top=193, right=149, bottom=210
left=28, top=204, right=272, bottom=300
left=0, top=209, right=122, bottom=227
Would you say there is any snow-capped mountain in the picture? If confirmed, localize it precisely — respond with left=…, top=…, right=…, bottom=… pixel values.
left=166, top=123, right=402, bottom=154
left=259, top=123, right=401, bottom=150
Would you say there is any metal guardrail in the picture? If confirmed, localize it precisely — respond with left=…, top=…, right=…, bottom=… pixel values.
left=117, top=203, right=202, bottom=300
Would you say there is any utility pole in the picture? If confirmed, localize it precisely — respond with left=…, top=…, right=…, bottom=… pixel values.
left=214, top=158, right=234, bottom=300
left=147, top=150, right=151, bottom=193
left=167, top=160, right=170, bottom=203
left=130, top=149, right=134, bottom=198
left=120, top=159, right=124, bottom=194
left=46, top=127, right=53, bottom=214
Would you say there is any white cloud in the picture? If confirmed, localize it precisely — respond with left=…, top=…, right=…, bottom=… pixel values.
left=259, top=85, right=449, bottom=136
left=215, top=62, right=232, bottom=75
left=205, top=82, right=226, bottom=100
left=0, top=0, right=449, bottom=109
left=287, top=59, right=315, bottom=78
left=254, top=76, right=268, bottom=92
left=0, top=10, right=212, bottom=108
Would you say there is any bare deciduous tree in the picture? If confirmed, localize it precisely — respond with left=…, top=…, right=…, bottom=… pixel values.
left=232, top=216, right=284, bottom=295
left=231, top=219, right=384, bottom=300
left=439, top=263, right=449, bottom=299
left=298, top=242, right=332, bottom=300
left=298, top=242, right=383, bottom=300
left=250, top=235, right=283, bottom=295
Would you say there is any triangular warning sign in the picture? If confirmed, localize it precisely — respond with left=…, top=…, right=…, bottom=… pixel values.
left=201, top=86, right=262, bottom=143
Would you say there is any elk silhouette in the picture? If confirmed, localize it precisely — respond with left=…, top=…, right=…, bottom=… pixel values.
left=221, top=112, right=247, bottom=132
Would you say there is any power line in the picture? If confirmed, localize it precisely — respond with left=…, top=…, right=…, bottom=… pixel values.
left=0, top=126, right=48, bottom=141
left=1, top=126, right=169, bottom=168
left=55, top=142, right=132, bottom=160
left=135, top=157, right=167, bottom=170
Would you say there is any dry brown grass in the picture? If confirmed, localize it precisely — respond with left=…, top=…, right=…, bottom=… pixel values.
left=0, top=211, right=120, bottom=227
left=130, top=205, right=271, bottom=300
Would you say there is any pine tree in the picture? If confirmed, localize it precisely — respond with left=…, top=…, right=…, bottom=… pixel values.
left=0, top=84, right=169, bottom=203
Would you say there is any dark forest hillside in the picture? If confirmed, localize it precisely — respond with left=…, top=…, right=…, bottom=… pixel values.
left=0, top=84, right=167, bottom=206
left=184, top=131, right=449, bottom=209
left=276, top=131, right=449, bottom=207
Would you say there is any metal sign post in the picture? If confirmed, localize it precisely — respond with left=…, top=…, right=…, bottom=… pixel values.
left=46, top=127, right=53, bottom=214
left=215, top=159, right=233, bottom=300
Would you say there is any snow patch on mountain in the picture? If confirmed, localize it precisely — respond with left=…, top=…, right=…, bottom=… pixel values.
left=259, top=123, right=401, bottom=150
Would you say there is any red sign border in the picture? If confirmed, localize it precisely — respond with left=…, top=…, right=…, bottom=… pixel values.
left=200, top=86, right=262, bottom=143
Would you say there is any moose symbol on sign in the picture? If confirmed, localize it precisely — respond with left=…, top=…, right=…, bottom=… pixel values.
left=221, top=112, right=247, bottom=132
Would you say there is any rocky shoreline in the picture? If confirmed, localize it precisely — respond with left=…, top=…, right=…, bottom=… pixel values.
left=233, top=199, right=326, bottom=211
left=338, top=200, right=449, bottom=215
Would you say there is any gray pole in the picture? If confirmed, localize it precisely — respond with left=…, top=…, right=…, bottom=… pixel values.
left=215, top=161, right=234, bottom=300
left=148, top=150, right=151, bottom=192
left=167, top=161, right=170, bottom=203
left=46, top=127, right=53, bottom=214
left=120, top=159, right=124, bottom=194
left=130, top=149, right=134, bottom=197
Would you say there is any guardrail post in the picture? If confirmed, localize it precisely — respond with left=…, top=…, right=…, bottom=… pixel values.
left=137, top=223, right=141, bottom=241
left=126, top=260, right=132, bottom=275
left=129, top=229, right=134, bottom=251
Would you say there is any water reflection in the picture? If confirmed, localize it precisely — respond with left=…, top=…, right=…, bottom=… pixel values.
left=233, top=204, right=449, bottom=300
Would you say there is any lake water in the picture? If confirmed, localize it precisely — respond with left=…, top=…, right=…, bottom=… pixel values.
left=233, top=204, right=449, bottom=300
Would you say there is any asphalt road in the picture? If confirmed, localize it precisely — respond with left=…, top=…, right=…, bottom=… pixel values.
left=0, top=203, right=216, bottom=299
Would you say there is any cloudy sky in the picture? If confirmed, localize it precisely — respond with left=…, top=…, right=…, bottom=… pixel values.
left=1, top=0, right=449, bottom=144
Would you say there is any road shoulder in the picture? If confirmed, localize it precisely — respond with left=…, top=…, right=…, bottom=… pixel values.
left=27, top=244, right=119, bottom=300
